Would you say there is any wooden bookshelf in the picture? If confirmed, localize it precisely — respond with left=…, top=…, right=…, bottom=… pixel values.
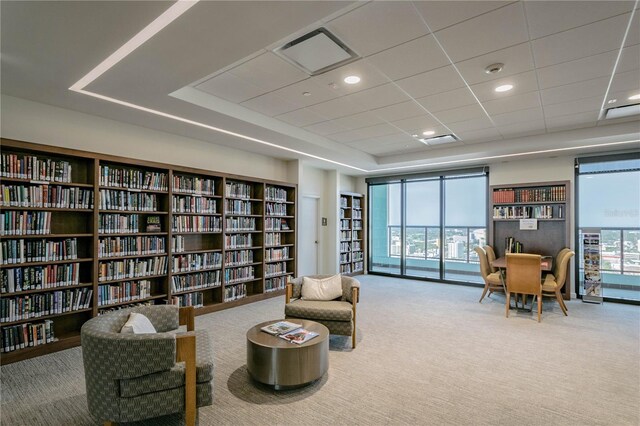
left=340, top=192, right=365, bottom=276
left=0, top=138, right=296, bottom=363
left=489, top=180, right=571, bottom=299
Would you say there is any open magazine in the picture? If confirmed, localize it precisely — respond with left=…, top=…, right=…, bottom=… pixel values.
left=260, top=321, right=319, bottom=344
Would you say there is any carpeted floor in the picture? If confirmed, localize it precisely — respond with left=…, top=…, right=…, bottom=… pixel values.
left=1, top=275, right=639, bottom=425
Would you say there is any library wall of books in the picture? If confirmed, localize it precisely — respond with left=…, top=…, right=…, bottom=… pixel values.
left=339, top=193, right=364, bottom=276
left=0, top=139, right=296, bottom=362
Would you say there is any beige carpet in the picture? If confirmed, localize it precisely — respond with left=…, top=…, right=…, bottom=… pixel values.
left=1, top=275, right=639, bottom=425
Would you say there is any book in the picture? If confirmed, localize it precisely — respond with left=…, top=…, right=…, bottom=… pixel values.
left=279, top=328, right=319, bottom=345
left=146, top=215, right=161, bottom=232
left=261, top=321, right=302, bottom=336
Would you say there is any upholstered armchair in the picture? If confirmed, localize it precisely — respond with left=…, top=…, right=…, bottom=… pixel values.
left=285, top=275, right=360, bottom=348
left=81, top=305, right=214, bottom=426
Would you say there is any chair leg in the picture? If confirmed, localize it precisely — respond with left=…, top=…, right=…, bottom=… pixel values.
left=558, top=290, right=568, bottom=311
left=537, top=295, right=542, bottom=322
left=479, top=283, right=490, bottom=303
left=505, top=292, right=511, bottom=318
left=556, top=292, right=568, bottom=316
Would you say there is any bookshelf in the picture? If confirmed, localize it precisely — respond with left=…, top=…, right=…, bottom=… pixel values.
left=0, top=138, right=297, bottom=363
left=489, top=180, right=571, bottom=298
left=340, top=192, right=365, bottom=276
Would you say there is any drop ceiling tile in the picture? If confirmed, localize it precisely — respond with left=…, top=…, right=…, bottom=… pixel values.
left=541, top=77, right=609, bottom=106
left=396, top=65, right=466, bottom=98
left=230, top=52, right=308, bottom=93
left=267, top=78, right=338, bottom=108
left=416, top=87, right=477, bottom=113
left=370, top=101, right=426, bottom=122
left=303, top=119, right=350, bottom=136
left=469, top=71, right=539, bottom=102
left=366, top=34, right=450, bottom=81
left=524, top=1, right=634, bottom=40
left=434, top=3, right=529, bottom=62
left=326, top=1, right=428, bottom=57
left=331, top=112, right=384, bottom=132
left=196, top=72, right=266, bottom=103
left=433, top=104, right=487, bottom=123
left=329, top=123, right=399, bottom=143
left=347, top=83, right=412, bottom=111
left=497, top=120, right=547, bottom=138
left=542, top=95, right=602, bottom=118
left=276, top=108, right=328, bottom=127
left=616, top=45, right=640, bottom=74
left=606, top=88, right=640, bottom=108
left=454, top=42, right=535, bottom=85
left=307, top=96, right=369, bottom=120
left=536, top=50, right=618, bottom=89
left=610, top=69, right=640, bottom=93
left=491, top=107, right=545, bottom=127
left=447, top=117, right=495, bottom=133
left=482, top=91, right=541, bottom=115
left=390, top=115, right=445, bottom=134
left=531, top=13, right=630, bottom=67
left=347, top=133, right=416, bottom=148
left=545, top=111, right=599, bottom=131
left=456, top=127, right=503, bottom=144
left=624, top=11, right=639, bottom=47
left=312, top=59, right=389, bottom=96
left=413, top=1, right=509, bottom=33
left=240, top=91, right=300, bottom=116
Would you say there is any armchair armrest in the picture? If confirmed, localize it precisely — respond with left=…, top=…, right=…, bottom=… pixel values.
left=176, top=334, right=196, bottom=426
left=286, top=281, right=293, bottom=304
left=179, top=306, right=195, bottom=331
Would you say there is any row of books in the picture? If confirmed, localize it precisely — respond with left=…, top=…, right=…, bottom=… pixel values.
left=1, top=184, right=93, bottom=209
left=171, top=236, right=188, bottom=253
left=340, top=219, right=350, bottom=230
left=340, top=253, right=351, bottom=263
left=340, top=242, right=351, bottom=252
left=225, top=217, right=256, bottom=231
left=172, top=216, right=221, bottom=233
left=99, top=190, right=158, bottom=211
left=224, top=283, right=247, bottom=302
left=353, top=241, right=362, bottom=251
left=1, top=263, right=80, bottom=293
left=225, top=199, right=252, bottom=215
left=264, top=233, right=281, bottom=246
left=99, top=165, right=167, bottom=191
left=225, top=266, right=255, bottom=284
left=225, top=234, right=253, bottom=249
left=340, top=197, right=349, bottom=208
left=353, top=252, right=364, bottom=261
left=265, top=203, right=288, bottom=216
left=170, top=292, right=203, bottom=308
left=265, top=217, right=290, bottom=231
left=1, top=319, right=55, bottom=353
left=98, top=257, right=167, bottom=281
left=98, top=236, right=166, bottom=258
left=265, top=247, right=289, bottom=261
left=353, top=261, right=364, bottom=272
left=265, top=262, right=286, bottom=277
left=505, top=237, right=524, bottom=254
left=1, top=153, right=72, bottom=183
left=493, top=205, right=559, bottom=219
left=1, top=211, right=52, bottom=235
left=1, top=238, right=78, bottom=264
left=171, top=271, right=221, bottom=293
left=353, top=220, right=363, bottom=230
left=172, top=176, right=216, bottom=196
left=340, top=264, right=352, bottom=274
left=340, top=231, right=352, bottom=241
left=173, top=252, right=222, bottom=272
left=97, top=281, right=152, bottom=306
left=265, top=276, right=286, bottom=292
left=98, top=213, right=141, bottom=234
left=353, top=199, right=361, bottom=209
left=224, top=249, right=253, bottom=267
left=98, top=300, right=152, bottom=315
left=172, top=195, right=217, bottom=214
left=353, top=210, right=362, bottom=219
left=225, top=182, right=252, bottom=199
left=264, top=187, right=288, bottom=202
left=493, top=186, right=566, bottom=203
left=0, top=288, right=93, bottom=323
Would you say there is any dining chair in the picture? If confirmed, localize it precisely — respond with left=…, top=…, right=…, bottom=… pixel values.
left=474, top=247, right=504, bottom=303
left=506, top=253, right=543, bottom=322
left=542, top=250, right=575, bottom=315
left=546, top=248, right=571, bottom=281
left=484, top=245, right=499, bottom=273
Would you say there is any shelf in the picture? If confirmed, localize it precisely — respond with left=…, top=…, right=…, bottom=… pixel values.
left=265, top=215, right=294, bottom=218
left=265, top=199, right=294, bottom=204
left=493, top=200, right=566, bottom=206
left=225, top=197, right=262, bottom=202
left=171, top=286, right=221, bottom=296
left=172, top=248, right=222, bottom=255
left=1, top=308, right=92, bottom=326
left=264, top=272, right=293, bottom=278
left=224, top=261, right=261, bottom=268
left=264, top=258, right=293, bottom=263
left=0, top=206, right=93, bottom=212
left=264, top=244, right=294, bottom=248
left=99, top=185, right=168, bottom=194
left=492, top=218, right=565, bottom=221
left=172, top=266, right=222, bottom=275
left=171, top=231, right=221, bottom=235
left=98, top=232, right=168, bottom=237
left=225, top=277, right=261, bottom=285
left=224, top=230, right=261, bottom=233
left=225, top=246, right=262, bottom=251
left=172, top=192, right=220, bottom=198
left=98, top=252, right=167, bottom=260
left=223, top=213, right=262, bottom=217
left=172, top=212, right=220, bottom=216
left=97, top=294, right=168, bottom=309
left=0, top=233, right=93, bottom=239
left=97, top=273, right=167, bottom=284
left=0, top=257, right=93, bottom=269
left=265, top=230, right=294, bottom=233
left=99, top=210, right=168, bottom=215
left=0, top=177, right=94, bottom=188
left=0, top=282, right=94, bottom=297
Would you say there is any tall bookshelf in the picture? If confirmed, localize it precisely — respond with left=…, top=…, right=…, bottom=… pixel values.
left=0, top=139, right=297, bottom=363
left=489, top=180, right=570, bottom=298
left=340, top=192, right=364, bottom=276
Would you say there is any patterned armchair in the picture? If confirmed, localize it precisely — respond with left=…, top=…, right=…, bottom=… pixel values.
left=81, top=305, right=213, bottom=426
left=285, top=275, right=360, bottom=348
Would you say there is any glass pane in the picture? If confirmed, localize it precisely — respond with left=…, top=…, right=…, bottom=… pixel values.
left=405, top=180, right=440, bottom=279
left=370, top=183, right=401, bottom=274
left=444, top=176, right=486, bottom=283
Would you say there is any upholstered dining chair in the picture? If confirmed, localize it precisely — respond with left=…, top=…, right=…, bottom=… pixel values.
left=484, top=245, right=499, bottom=273
left=81, top=305, right=214, bottom=426
left=546, top=248, right=571, bottom=281
left=542, top=250, right=575, bottom=315
left=506, top=253, right=543, bottom=322
left=474, top=247, right=504, bottom=303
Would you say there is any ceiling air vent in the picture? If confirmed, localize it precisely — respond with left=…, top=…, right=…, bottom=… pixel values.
left=419, top=134, right=459, bottom=145
left=605, top=103, right=640, bottom=119
left=275, top=28, right=359, bottom=75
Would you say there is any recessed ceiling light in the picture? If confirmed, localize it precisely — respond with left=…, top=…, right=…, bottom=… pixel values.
left=344, top=75, right=361, bottom=84
left=607, top=99, right=617, bottom=104
left=411, top=134, right=419, bottom=138
left=494, top=84, right=513, bottom=93
left=484, top=63, right=504, bottom=74
left=422, top=130, right=436, bottom=136
left=629, top=94, right=640, bottom=100
left=303, top=92, right=311, bottom=96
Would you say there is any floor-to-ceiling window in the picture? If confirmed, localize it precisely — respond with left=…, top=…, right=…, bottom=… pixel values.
left=576, top=154, right=640, bottom=302
left=368, top=169, right=487, bottom=284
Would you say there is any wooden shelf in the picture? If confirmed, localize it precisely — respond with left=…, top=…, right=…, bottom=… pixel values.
left=0, top=177, right=93, bottom=188
left=1, top=233, right=94, bottom=239
left=98, top=232, right=168, bottom=237
left=97, top=294, right=168, bottom=309
left=98, top=252, right=167, bottom=260
left=172, top=266, right=222, bottom=275
left=0, top=206, right=93, bottom=212
left=340, top=193, right=365, bottom=276
left=0, top=282, right=94, bottom=297
left=172, top=248, right=221, bottom=255
left=171, top=286, right=221, bottom=296
left=0, top=257, right=93, bottom=268
left=0, top=332, right=82, bottom=364
left=172, top=212, right=220, bottom=216
left=1, top=308, right=92, bottom=326
left=99, top=210, right=168, bottom=215
left=97, top=273, right=167, bottom=284
left=98, top=185, right=168, bottom=194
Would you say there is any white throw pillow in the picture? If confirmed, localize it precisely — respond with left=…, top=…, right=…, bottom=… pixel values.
left=301, top=275, right=343, bottom=301
left=120, top=312, right=157, bottom=334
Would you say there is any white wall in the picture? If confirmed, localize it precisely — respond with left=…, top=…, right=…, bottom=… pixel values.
left=1, top=95, right=289, bottom=181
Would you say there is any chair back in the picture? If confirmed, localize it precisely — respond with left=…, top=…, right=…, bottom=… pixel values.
left=474, top=247, right=490, bottom=280
left=484, top=245, right=498, bottom=273
left=555, top=250, right=575, bottom=287
left=553, top=248, right=571, bottom=277
left=506, top=253, right=542, bottom=296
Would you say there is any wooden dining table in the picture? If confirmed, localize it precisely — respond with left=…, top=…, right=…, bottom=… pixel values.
left=491, top=255, right=553, bottom=309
